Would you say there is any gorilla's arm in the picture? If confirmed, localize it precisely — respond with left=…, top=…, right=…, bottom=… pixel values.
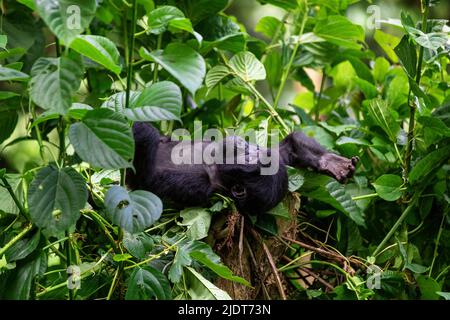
left=279, top=132, right=358, bottom=183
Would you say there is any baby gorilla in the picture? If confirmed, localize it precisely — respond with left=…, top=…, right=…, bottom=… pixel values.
left=127, top=123, right=358, bottom=214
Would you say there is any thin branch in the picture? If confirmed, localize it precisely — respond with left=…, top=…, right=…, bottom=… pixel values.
left=251, top=229, right=287, bottom=300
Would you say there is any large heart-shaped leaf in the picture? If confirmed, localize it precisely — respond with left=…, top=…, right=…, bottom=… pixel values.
left=70, top=35, right=121, bottom=74
left=314, top=16, right=365, bottom=49
left=124, top=81, right=182, bottom=121
left=35, top=0, right=97, bottom=46
left=228, top=51, right=266, bottom=82
left=28, top=165, right=87, bottom=237
left=140, top=43, right=205, bottom=95
left=30, top=54, right=84, bottom=115
left=125, top=266, right=172, bottom=300
left=69, top=109, right=134, bottom=169
left=105, top=186, right=162, bottom=234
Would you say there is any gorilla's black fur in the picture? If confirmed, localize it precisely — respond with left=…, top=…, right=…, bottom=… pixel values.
left=127, top=123, right=358, bottom=214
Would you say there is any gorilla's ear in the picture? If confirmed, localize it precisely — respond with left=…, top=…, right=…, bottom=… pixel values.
left=280, top=131, right=358, bottom=183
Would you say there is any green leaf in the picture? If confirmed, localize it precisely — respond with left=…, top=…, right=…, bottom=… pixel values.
left=123, top=232, right=154, bottom=259
left=0, top=35, right=7, bottom=49
left=105, top=186, right=162, bottom=234
left=394, top=36, right=417, bottom=79
left=140, top=43, right=205, bottom=96
left=4, top=231, right=40, bottom=262
left=228, top=51, right=266, bottom=82
left=255, top=214, right=278, bottom=235
left=404, top=26, right=447, bottom=50
left=374, top=30, right=401, bottom=63
left=30, top=54, right=84, bottom=115
left=0, top=91, right=20, bottom=100
left=373, top=57, right=391, bottom=83
left=257, top=0, right=298, bottom=10
left=168, top=18, right=203, bottom=44
left=0, top=174, right=24, bottom=214
left=190, top=251, right=250, bottom=286
left=0, top=253, right=46, bottom=300
left=0, top=109, right=18, bottom=144
left=265, top=51, right=283, bottom=89
left=303, top=178, right=365, bottom=226
left=255, top=16, right=285, bottom=39
left=0, top=66, right=29, bottom=81
left=436, top=292, right=450, bottom=300
left=125, top=266, right=172, bottom=300
left=168, top=239, right=220, bottom=283
left=146, top=5, right=184, bottom=34
left=314, top=16, right=365, bottom=49
left=178, top=208, right=211, bottom=240
left=416, top=275, right=441, bottom=300
left=372, top=174, right=403, bottom=201
left=69, top=109, right=135, bottom=169
left=409, top=146, right=450, bottom=185
left=367, top=99, right=400, bottom=143
left=353, top=77, right=378, bottom=99
left=124, top=81, right=182, bottom=122
left=267, top=202, right=291, bottom=219
left=184, top=266, right=232, bottom=300
left=35, top=0, right=97, bottom=46
left=179, top=0, right=229, bottom=25
left=70, top=35, right=121, bottom=74
left=205, top=65, right=231, bottom=91
left=28, top=165, right=87, bottom=237
left=418, top=116, right=450, bottom=137
left=112, top=253, right=132, bottom=262
left=287, top=166, right=305, bottom=192
left=101, top=91, right=141, bottom=114
left=17, top=0, right=35, bottom=10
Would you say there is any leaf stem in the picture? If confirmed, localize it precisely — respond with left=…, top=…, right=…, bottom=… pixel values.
left=314, top=74, right=326, bottom=122
left=0, top=223, right=33, bottom=258
left=65, top=231, right=74, bottom=300
left=372, top=193, right=419, bottom=257
left=273, top=7, right=307, bottom=109
left=0, top=177, right=28, bottom=217
left=58, top=117, right=66, bottom=166
left=429, top=210, right=446, bottom=277
left=403, top=1, right=429, bottom=177
left=123, top=235, right=186, bottom=270
left=153, top=33, right=162, bottom=83
left=125, top=0, right=138, bottom=109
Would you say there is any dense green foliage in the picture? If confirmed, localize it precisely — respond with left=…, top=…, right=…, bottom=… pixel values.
left=0, top=0, right=449, bottom=300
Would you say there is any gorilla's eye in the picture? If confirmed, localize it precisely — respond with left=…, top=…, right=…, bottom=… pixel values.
left=231, top=184, right=247, bottom=199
